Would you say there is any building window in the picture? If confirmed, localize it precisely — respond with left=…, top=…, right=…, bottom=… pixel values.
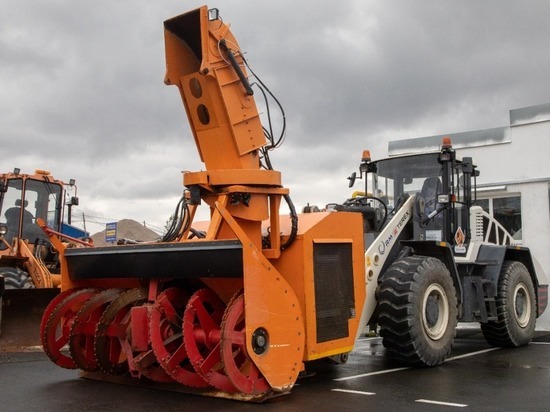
left=477, top=195, right=522, bottom=241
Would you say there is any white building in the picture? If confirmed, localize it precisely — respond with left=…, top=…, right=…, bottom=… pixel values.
left=389, top=102, right=550, bottom=329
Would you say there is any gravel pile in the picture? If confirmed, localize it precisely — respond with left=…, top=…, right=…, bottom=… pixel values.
left=90, top=219, right=161, bottom=246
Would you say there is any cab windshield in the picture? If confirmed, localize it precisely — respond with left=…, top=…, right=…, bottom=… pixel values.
left=369, top=153, right=443, bottom=211
left=0, top=177, right=63, bottom=245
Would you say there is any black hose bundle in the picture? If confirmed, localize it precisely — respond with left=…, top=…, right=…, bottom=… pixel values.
left=161, top=194, right=190, bottom=242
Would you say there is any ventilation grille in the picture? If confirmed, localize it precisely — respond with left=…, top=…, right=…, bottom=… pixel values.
left=313, top=242, right=355, bottom=343
left=470, top=205, right=485, bottom=242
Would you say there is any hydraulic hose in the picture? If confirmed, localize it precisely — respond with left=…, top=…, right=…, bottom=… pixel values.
left=219, top=39, right=254, bottom=96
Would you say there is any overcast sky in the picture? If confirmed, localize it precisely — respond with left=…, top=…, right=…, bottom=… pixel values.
left=2, top=0, right=549, bottom=235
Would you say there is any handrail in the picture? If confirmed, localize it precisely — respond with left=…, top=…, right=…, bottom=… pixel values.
left=479, top=209, right=516, bottom=246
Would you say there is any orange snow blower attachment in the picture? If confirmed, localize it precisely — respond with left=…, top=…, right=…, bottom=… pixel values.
left=39, top=5, right=366, bottom=401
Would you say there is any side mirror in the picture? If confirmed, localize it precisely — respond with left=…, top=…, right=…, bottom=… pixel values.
left=348, top=172, right=357, bottom=188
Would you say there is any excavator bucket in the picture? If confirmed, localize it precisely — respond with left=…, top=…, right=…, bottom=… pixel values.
left=0, top=288, right=59, bottom=350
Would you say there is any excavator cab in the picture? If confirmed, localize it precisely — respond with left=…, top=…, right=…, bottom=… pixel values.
left=0, top=172, right=63, bottom=248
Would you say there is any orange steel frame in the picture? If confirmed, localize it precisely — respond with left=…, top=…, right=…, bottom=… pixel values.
left=162, top=6, right=367, bottom=389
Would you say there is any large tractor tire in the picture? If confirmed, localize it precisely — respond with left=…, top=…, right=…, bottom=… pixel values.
left=481, top=260, right=536, bottom=347
left=0, top=267, right=34, bottom=289
left=377, top=255, right=458, bottom=366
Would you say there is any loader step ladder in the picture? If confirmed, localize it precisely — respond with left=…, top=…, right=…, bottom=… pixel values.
left=481, top=278, right=498, bottom=321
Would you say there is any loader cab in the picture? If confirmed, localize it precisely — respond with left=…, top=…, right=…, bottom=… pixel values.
left=349, top=138, right=478, bottom=253
left=0, top=170, right=64, bottom=248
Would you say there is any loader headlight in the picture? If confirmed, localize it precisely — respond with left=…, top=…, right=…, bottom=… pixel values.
left=0, top=224, right=7, bottom=236
left=437, top=194, right=449, bottom=204
left=208, top=8, right=219, bottom=21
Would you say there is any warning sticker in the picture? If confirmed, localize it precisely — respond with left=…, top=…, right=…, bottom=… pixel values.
left=454, top=227, right=465, bottom=246
left=454, top=227, right=466, bottom=253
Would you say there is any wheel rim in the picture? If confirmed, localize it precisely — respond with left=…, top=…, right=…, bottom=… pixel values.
left=220, top=293, right=270, bottom=395
left=422, top=283, right=449, bottom=340
left=95, top=288, right=147, bottom=375
left=513, top=282, right=531, bottom=328
left=127, top=304, right=174, bottom=383
left=149, top=287, right=208, bottom=387
left=40, top=288, right=85, bottom=350
left=42, top=288, right=101, bottom=369
left=69, top=289, right=123, bottom=371
left=182, top=288, right=235, bottom=392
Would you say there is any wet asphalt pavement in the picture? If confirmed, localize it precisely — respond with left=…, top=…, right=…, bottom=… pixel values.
left=1, top=328, right=549, bottom=411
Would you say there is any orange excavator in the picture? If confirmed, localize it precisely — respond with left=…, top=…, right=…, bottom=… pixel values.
left=38, top=6, right=366, bottom=401
left=0, top=169, right=86, bottom=349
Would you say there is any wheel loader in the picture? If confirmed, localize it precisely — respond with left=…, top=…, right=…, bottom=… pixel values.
left=320, top=139, right=549, bottom=365
left=0, top=169, right=87, bottom=349
left=37, top=5, right=548, bottom=402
